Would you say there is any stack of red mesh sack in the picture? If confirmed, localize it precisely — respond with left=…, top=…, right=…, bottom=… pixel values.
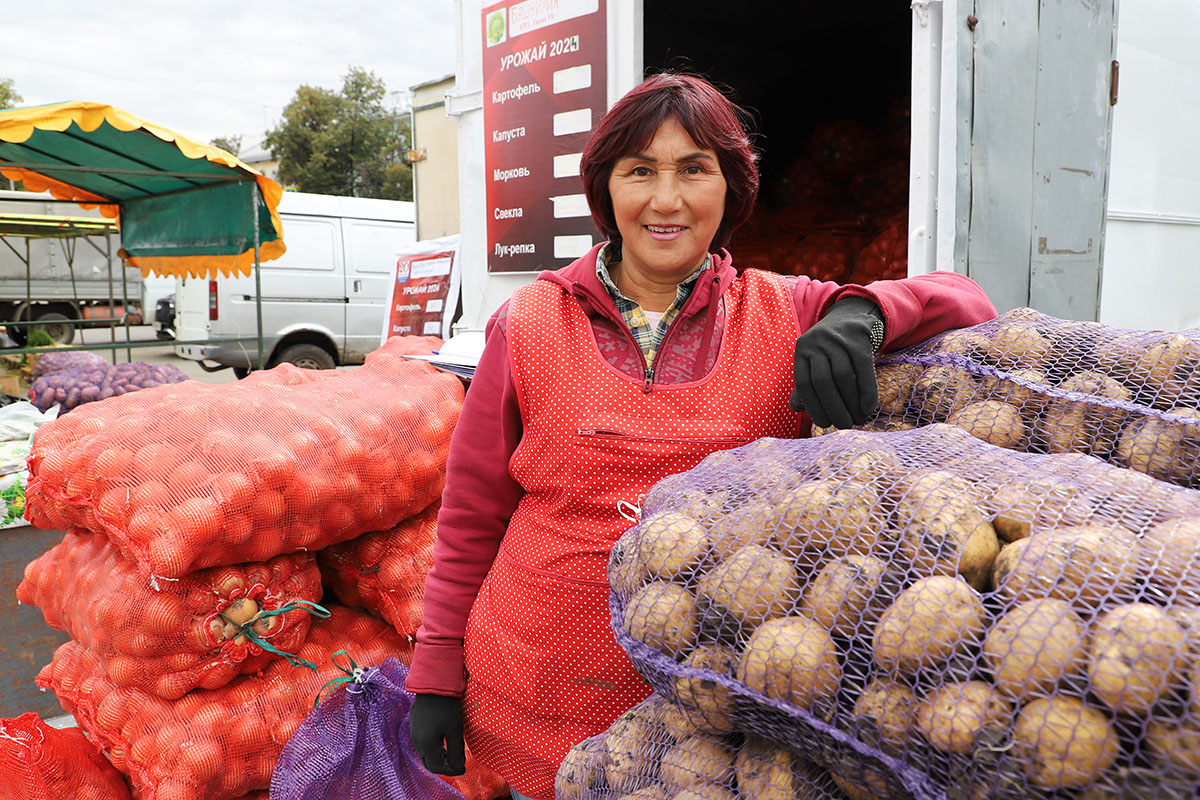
left=18, top=342, right=512, bottom=799
left=0, top=712, right=131, bottom=799
left=732, top=111, right=911, bottom=285
left=816, top=307, right=1200, bottom=491
left=558, top=423, right=1200, bottom=799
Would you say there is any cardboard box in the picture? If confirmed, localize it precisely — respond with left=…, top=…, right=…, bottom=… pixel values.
left=0, top=374, right=22, bottom=398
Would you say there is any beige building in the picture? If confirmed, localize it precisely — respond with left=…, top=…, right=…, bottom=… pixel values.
left=409, top=74, right=459, bottom=239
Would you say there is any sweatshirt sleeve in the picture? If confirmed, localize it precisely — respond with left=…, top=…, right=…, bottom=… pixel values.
left=809, top=270, right=999, bottom=350
left=405, top=305, right=525, bottom=697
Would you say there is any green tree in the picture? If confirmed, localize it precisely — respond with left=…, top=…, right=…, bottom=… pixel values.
left=210, top=135, right=243, bottom=156
left=266, top=67, right=412, bottom=200
left=0, top=78, right=22, bottom=110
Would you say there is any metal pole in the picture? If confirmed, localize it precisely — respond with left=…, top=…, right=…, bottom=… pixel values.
left=106, top=231, right=118, bottom=363
left=252, top=184, right=264, bottom=371
left=118, top=235, right=132, bottom=363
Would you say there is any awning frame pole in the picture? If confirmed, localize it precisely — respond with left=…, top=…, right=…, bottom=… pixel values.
left=251, top=184, right=264, bottom=371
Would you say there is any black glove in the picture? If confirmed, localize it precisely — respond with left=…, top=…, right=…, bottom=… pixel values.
left=790, top=296, right=884, bottom=429
left=409, top=693, right=466, bottom=775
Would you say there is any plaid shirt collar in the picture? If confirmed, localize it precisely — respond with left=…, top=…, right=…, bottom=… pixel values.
left=595, top=243, right=709, bottom=368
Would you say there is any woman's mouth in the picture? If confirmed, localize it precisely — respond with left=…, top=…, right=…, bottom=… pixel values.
left=645, top=224, right=686, bottom=241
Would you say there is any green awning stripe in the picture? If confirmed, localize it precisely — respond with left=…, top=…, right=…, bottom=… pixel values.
left=59, top=125, right=206, bottom=190
left=83, top=123, right=235, bottom=180
left=0, top=139, right=139, bottom=199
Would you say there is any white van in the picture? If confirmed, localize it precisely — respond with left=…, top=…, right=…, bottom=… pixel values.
left=174, top=191, right=415, bottom=376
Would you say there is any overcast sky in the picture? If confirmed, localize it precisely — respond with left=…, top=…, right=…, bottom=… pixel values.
left=3, top=1, right=457, bottom=150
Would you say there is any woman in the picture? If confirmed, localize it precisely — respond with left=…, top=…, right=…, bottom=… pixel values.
left=408, top=73, right=996, bottom=800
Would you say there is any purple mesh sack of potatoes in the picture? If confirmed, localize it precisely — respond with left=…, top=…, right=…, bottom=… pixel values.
left=816, top=307, right=1200, bottom=491
left=29, top=361, right=188, bottom=412
left=609, top=424, right=1200, bottom=800
left=30, top=350, right=108, bottom=379
left=554, top=694, right=851, bottom=800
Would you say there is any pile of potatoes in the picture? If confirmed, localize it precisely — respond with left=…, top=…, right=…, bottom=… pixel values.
left=814, top=308, right=1200, bottom=490
left=555, top=694, right=854, bottom=800
left=603, top=424, right=1200, bottom=799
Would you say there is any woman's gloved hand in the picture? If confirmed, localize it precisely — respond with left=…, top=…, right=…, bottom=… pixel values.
left=790, top=296, right=885, bottom=429
left=409, top=693, right=466, bottom=775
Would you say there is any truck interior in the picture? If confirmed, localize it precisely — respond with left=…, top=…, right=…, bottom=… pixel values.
left=643, top=3, right=913, bottom=285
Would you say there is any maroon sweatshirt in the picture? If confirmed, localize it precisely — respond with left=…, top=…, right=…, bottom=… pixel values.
left=406, top=243, right=998, bottom=696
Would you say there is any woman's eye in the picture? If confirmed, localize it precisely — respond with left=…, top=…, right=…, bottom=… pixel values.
left=631, top=166, right=653, bottom=177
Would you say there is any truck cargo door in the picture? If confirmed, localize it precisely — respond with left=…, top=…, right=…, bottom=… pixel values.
left=962, top=0, right=1118, bottom=320
left=342, top=219, right=417, bottom=362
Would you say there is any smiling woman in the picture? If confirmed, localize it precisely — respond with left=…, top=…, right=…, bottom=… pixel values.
left=405, top=71, right=998, bottom=800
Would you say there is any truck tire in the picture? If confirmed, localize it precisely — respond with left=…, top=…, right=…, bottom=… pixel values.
left=35, top=312, right=75, bottom=346
left=272, top=344, right=335, bottom=371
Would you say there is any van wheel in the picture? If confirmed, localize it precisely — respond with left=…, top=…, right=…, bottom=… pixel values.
left=232, top=367, right=251, bottom=379
left=273, top=344, right=335, bottom=371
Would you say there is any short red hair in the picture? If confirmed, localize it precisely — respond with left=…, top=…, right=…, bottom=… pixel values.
left=581, top=73, right=759, bottom=253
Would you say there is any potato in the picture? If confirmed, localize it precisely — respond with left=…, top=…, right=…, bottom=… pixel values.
left=916, top=680, right=1012, bottom=755
left=557, top=736, right=606, bottom=800
left=697, top=545, right=800, bottom=635
left=1140, top=517, right=1200, bottom=597
left=738, top=615, right=841, bottom=711
left=660, top=699, right=701, bottom=742
left=873, top=576, right=986, bottom=674
left=1145, top=714, right=1200, bottom=774
left=984, top=322, right=1051, bottom=370
left=674, top=645, right=738, bottom=734
left=706, top=501, right=775, bottom=563
left=946, top=400, right=1027, bottom=450
left=813, top=442, right=904, bottom=486
left=984, top=480, right=1094, bottom=543
left=1115, top=407, right=1200, bottom=488
left=937, top=329, right=993, bottom=360
left=895, top=470, right=1000, bottom=591
left=769, top=479, right=889, bottom=558
left=911, top=365, right=976, bottom=422
left=1035, top=371, right=1130, bottom=457
left=624, top=582, right=700, bottom=659
left=618, top=786, right=668, bottom=800
left=610, top=535, right=651, bottom=597
left=1129, top=333, right=1200, bottom=409
left=977, top=367, right=1048, bottom=413
left=876, top=362, right=923, bottom=417
left=1088, top=602, right=1188, bottom=715
left=604, top=703, right=671, bottom=794
left=849, top=678, right=916, bottom=749
left=668, top=785, right=737, bottom=800
left=659, top=734, right=736, bottom=791
left=1012, top=696, right=1119, bottom=790
left=735, top=735, right=832, bottom=800
left=991, top=525, right=1139, bottom=608
left=829, top=766, right=901, bottom=800
left=798, top=554, right=890, bottom=639
left=640, top=512, right=712, bottom=580
left=983, top=598, right=1087, bottom=698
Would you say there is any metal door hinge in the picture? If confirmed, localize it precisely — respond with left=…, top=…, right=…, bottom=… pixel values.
left=1110, top=60, right=1120, bottom=105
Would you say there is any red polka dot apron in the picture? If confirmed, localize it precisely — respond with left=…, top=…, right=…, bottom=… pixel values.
left=463, top=269, right=802, bottom=799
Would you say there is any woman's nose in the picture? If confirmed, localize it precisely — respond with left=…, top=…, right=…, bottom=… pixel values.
left=650, top=173, right=684, bottom=211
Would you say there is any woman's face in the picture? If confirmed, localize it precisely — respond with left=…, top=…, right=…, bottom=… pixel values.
left=607, top=116, right=727, bottom=282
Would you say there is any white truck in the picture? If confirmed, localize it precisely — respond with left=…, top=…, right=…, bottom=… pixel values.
left=444, top=0, right=1200, bottom=341
left=172, top=191, right=416, bottom=377
left=0, top=190, right=145, bottom=345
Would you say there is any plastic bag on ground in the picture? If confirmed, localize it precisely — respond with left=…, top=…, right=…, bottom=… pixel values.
left=36, top=605, right=413, bottom=800
left=270, top=656, right=466, bottom=800
left=24, top=357, right=463, bottom=579
left=0, top=400, right=57, bottom=444
left=609, top=424, right=1200, bottom=799
left=318, top=504, right=439, bottom=638
left=18, top=529, right=324, bottom=699
left=28, top=362, right=188, bottom=413
left=0, top=712, right=131, bottom=800
left=824, top=307, right=1200, bottom=490
left=554, top=694, right=849, bottom=799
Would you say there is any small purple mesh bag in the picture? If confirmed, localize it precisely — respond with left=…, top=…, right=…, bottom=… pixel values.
left=269, top=656, right=466, bottom=800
